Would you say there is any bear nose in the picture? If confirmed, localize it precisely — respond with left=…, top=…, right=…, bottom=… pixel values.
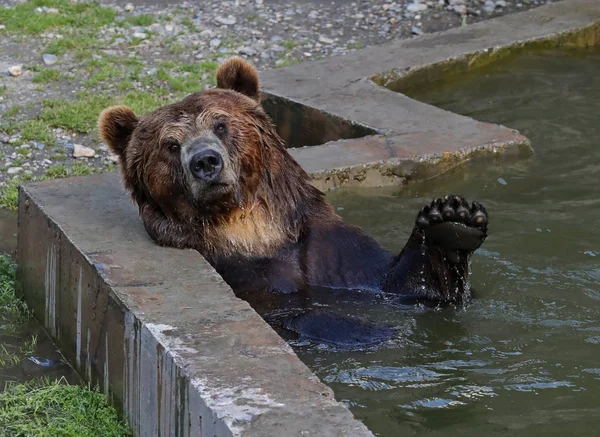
left=189, top=149, right=223, bottom=181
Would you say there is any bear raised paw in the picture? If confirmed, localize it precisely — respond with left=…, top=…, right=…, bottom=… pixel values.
left=98, top=57, right=489, bottom=345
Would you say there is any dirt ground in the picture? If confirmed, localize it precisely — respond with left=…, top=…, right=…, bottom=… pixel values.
left=0, top=0, right=556, bottom=208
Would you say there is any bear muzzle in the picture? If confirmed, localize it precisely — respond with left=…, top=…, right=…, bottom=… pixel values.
left=189, top=149, right=223, bottom=182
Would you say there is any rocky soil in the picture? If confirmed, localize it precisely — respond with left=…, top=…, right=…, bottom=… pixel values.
left=0, top=0, right=556, bottom=208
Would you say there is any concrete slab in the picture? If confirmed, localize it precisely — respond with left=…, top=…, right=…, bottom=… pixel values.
left=16, top=173, right=374, bottom=437
left=266, top=0, right=600, bottom=191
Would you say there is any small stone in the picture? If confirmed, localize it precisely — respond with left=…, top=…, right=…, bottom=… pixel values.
left=165, top=24, right=174, bottom=32
left=108, top=154, right=120, bottom=163
left=406, top=2, right=428, bottom=13
left=411, top=26, right=424, bottom=35
left=255, top=0, right=263, bottom=5
left=450, top=0, right=466, bottom=5
left=8, top=65, right=22, bottom=77
left=495, top=0, right=506, bottom=7
left=72, top=144, right=95, bottom=158
left=132, top=32, right=147, bottom=39
left=238, top=46, right=258, bottom=56
left=318, top=35, right=334, bottom=44
left=42, top=53, right=58, bottom=66
left=46, top=7, right=59, bottom=14
left=199, top=29, right=214, bottom=38
left=270, top=35, right=283, bottom=42
left=216, top=15, right=237, bottom=26
left=0, top=25, right=6, bottom=31
left=125, top=3, right=135, bottom=12
left=7, top=167, right=22, bottom=175
left=482, top=0, right=495, bottom=12
left=210, top=38, right=221, bottom=49
left=454, top=4, right=468, bottom=14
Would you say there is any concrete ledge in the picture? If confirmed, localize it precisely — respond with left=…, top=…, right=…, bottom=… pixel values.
left=16, top=173, right=374, bottom=437
left=263, top=0, right=600, bottom=191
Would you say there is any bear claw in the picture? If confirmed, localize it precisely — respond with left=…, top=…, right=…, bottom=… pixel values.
left=416, top=195, right=488, bottom=231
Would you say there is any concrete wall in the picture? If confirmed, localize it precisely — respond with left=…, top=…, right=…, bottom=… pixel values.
left=17, top=175, right=374, bottom=437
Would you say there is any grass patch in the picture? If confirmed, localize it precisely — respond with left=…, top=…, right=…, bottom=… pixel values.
left=275, top=56, right=301, bottom=68
left=0, top=175, right=33, bottom=211
left=0, top=255, right=30, bottom=330
left=32, top=68, right=61, bottom=84
left=0, top=377, right=131, bottom=437
left=70, top=162, right=92, bottom=176
left=39, top=91, right=171, bottom=132
left=126, top=14, right=155, bottom=27
left=5, top=106, right=20, bottom=117
left=44, top=163, right=69, bottom=179
left=45, top=33, right=98, bottom=55
left=167, top=42, right=185, bottom=54
left=0, top=0, right=117, bottom=35
left=9, top=120, right=56, bottom=145
left=0, top=254, right=36, bottom=367
left=0, top=162, right=96, bottom=211
left=282, top=39, right=297, bottom=50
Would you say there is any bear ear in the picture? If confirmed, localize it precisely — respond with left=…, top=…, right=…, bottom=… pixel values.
left=97, top=106, right=139, bottom=157
left=216, top=57, right=261, bottom=101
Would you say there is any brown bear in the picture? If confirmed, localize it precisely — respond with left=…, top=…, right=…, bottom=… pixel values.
left=98, top=57, right=488, bottom=345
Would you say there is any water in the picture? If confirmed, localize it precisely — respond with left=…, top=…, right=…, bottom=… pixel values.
left=294, top=48, right=600, bottom=436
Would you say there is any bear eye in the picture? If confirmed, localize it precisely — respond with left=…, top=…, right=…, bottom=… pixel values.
left=214, top=122, right=227, bottom=136
left=165, top=140, right=180, bottom=153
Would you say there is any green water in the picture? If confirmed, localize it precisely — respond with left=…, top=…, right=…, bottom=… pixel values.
left=298, top=48, right=600, bottom=435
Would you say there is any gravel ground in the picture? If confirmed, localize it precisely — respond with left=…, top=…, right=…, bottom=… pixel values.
left=0, top=0, right=556, bottom=208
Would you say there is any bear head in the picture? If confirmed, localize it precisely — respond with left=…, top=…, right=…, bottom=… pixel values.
left=98, top=57, right=328, bottom=255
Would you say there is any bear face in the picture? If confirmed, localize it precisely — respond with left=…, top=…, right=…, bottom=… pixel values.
left=99, top=57, right=329, bottom=258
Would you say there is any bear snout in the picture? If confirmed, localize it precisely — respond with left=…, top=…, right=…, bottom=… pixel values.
left=189, top=149, right=223, bottom=182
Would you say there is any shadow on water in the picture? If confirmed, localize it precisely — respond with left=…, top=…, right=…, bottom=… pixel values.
left=0, top=209, right=79, bottom=389
left=290, top=47, right=600, bottom=437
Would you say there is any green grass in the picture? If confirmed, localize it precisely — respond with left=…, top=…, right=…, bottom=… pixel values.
left=32, top=68, right=61, bottom=84
left=275, top=56, right=300, bottom=68
left=282, top=39, right=297, bottom=50
left=0, top=161, right=98, bottom=211
left=45, top=33, right=98, bottom=55
left=0, top=175, right=33, bottom=210
left=0, top=255, right=29, bottom=329
left=10, top=120, right=55, bottom=145
left=44, top=163, right=69, bottom=179
left=0, top=0, right=117, bottom=35
left=126, top=14, right=155, bottom=27
left=0, top=253, right=36, bottom=367
left=5, top=105, right=20, bottom=117
left=0, top=378, right=131, bottom=437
